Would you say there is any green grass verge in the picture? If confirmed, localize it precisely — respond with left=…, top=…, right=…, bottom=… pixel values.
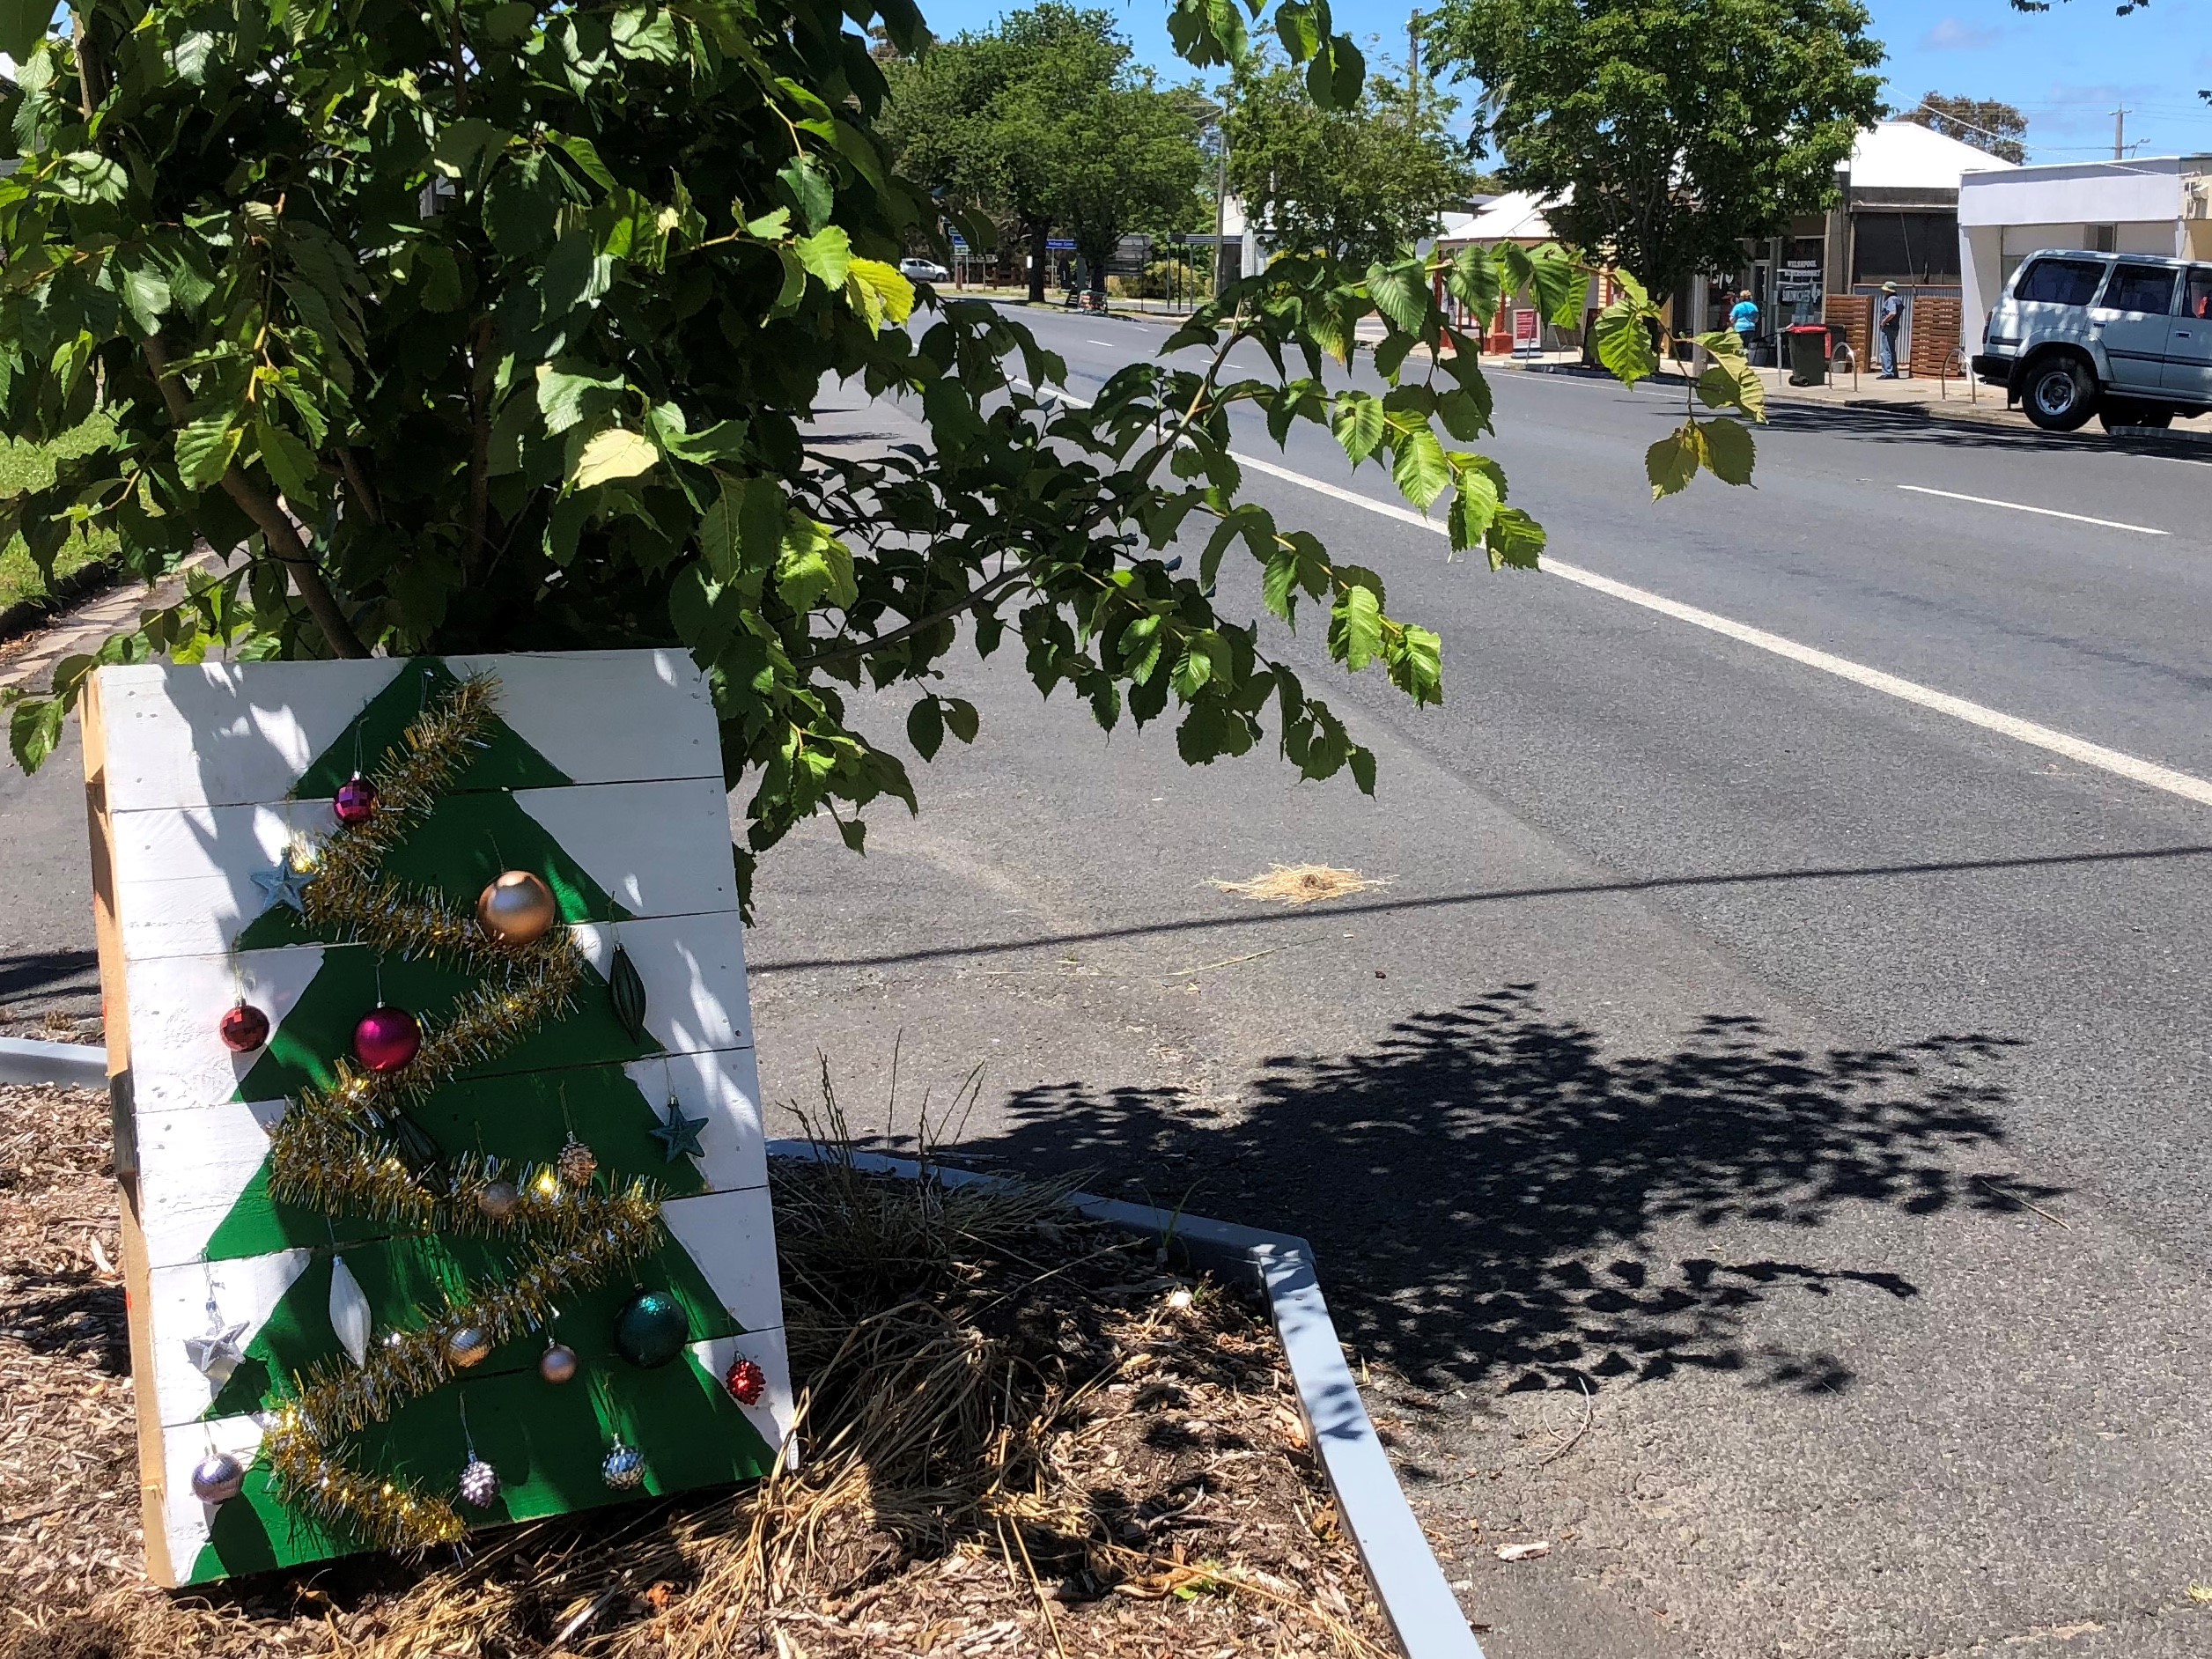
left=0, top=415, right=125, bottom=617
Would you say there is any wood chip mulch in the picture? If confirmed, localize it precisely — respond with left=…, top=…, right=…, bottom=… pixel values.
left=0, top=1083, right=1395, bottom=1658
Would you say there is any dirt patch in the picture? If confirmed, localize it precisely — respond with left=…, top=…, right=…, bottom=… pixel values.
left=0, top=1084, right=1391, bottom=1658
left=1211, top=866, right=1389, bottom=906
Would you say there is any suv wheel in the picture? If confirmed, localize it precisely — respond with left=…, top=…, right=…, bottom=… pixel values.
left=2024, top=357, right=2096, bottom=432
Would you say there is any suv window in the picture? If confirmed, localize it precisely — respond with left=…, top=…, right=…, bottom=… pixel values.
left=2016, top=258, right=2106, bottom=306
left=2105, top=263, right=2179, bottom=314
left=2183, top=268, right=2212, bottom=321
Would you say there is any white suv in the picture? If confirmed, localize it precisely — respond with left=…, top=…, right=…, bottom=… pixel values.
left=1974, top=250, right=2212, bottom=432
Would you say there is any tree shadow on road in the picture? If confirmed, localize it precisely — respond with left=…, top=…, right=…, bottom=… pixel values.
left=951, top=984, right=2037, bottom=1398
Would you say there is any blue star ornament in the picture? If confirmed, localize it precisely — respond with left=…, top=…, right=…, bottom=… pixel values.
left=249, top=851, right=315, bottom=915
left=648, top=1095, right=709, bottom=1163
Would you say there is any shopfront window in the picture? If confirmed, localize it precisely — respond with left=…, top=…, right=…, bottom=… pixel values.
left=1853, top=213, right=1961, bottom=284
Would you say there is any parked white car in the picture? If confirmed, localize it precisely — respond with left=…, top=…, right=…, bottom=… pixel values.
left=897, top=257, right=949, bottom=283
left=1974, top=250, right=2212, bottom=432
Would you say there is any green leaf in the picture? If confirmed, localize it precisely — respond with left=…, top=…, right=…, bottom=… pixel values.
left=1593, top=299, right=1659, bottom=386
left=55, top=151, right=127, bottom=205
left=8, top=693, right=64, bottom=773
left=483, top=1, right=538, bottom=42
left=1366, top=260, right=1427, bottom=335
left=739, top=476, right=785, bottom=570
left=253, top=417, right=317, bottom=502
left=776, top=518, right=858, bottom=612
left=942, top=697, right=979, bottom=743
left=697, top=481, right=739, bottom=579
left=483, top=151, right=561, bottom=255
left=906, top=696, right=944, bottom=759
left=1484, top=506, right=1546, bottom=571
left=843, top=258, right=914, bottom=330
left=432, top=119, right=503, bottom=178
left=1445, top=247, right=1501, bottom=322
left=175, top=410, right=241, bottom=492
left=1523, top=245, right=1586, bottom=328
left=793, top=225, right=852, bottom=289
left=557, top=133, right=617, bottom=190
left=1392, top=428, right=1449, bottom=512
left=1698, top=417, right=1757, bottom=487
left=1448, top=468, right=1500, bottom=551
left=536, top=358, right=623, bottom=435
left=0, top=0, right=51, bottom=63
left=1348, top=743, right=1376, bottom=795
left=1646, top=424, right=1701, bottom=500
left=1331, top=392, right=1383, bottom=467
left=1332, top=583, right=1383, bottom=671
left=778, top=155, right=834, bottom=233
left=571, top=427, right=659, bottom=490
left=117, top=262, right=171, bottom=334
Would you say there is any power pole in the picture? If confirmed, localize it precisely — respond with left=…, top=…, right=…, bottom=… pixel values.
left=2112, top=106, right=2126, bottom=161
left=1213, top=115, right=1229, bottom=297
left=1408, top=10, right=1421, bottom=92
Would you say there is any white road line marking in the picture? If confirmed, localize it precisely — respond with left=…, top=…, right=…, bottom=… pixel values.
left=1012, top=375, right=2212, bottom=807
left=1895, top=483, right=2168, bottom=535
left=1086, top=338, right=1116, bottom=346
left=1241, top=452, right=2212, bottom=810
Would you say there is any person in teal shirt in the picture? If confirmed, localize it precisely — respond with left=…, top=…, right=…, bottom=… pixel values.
left=1729, top=290, right=1759, bottom=342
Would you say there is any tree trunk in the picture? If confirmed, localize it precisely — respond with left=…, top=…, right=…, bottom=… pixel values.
left=1028, top=219, right=1049, bottom=303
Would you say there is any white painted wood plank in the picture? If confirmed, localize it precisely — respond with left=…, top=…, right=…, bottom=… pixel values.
left=690, top=1330, right=798, bottom=1464
left=661, top=1185, right=786, bottom=1338
left=98, top=659, right=406, bottom=814
left=122, top=947, right=327, bottom=1117
left=619, top=1046, right=769, bottom=1196
left=124, top=914, right=748, bottom=1118
left=148, top=1250, right=314, bottom=1429
left=512, top=778, right=738, bottom=918
left=159, top=1413, right=266, bottom=1582
left=111, top=779, right=739, bottom=962
left=574, top=916, right=753, bottom=1055
left=136, top=1050, right=766, bottom=1270
left=99, top=651, right=719, bottom=813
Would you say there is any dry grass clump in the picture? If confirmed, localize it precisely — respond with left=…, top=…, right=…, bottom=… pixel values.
left=0, top=1073, right=1391, bottom=1658
left=1211, top=865, right=1389, bottom=906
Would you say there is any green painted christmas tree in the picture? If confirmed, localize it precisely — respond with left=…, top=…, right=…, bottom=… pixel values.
left=190, top=660, right=775, bottom=1583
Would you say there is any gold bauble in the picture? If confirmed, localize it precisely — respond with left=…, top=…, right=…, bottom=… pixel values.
left=476, top=870, right=557, bottom=945
left=446, top=1325, right=494, bottom=1369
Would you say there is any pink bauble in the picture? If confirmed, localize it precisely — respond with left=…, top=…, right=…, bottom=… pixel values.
left=333, top=773, right=379, bottom=828
left=352, top=1005, right=422, bottom=1073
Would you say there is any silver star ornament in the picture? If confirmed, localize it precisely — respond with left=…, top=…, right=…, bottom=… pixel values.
left=249, top=851, right=315, bottom=915
left=186, top=1318, right=251, bottom=1386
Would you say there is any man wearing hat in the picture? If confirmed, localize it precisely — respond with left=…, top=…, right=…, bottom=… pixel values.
left=1877, top=281, right=1905, bottom=379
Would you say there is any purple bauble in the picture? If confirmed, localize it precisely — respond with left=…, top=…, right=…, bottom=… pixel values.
left=333, top=772, right=378, bottom=828
left=352, top=1005, right=422, bottom=1073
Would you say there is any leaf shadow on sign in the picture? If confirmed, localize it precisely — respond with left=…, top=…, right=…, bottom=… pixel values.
left=954, top=983, right=2037, bottom=1401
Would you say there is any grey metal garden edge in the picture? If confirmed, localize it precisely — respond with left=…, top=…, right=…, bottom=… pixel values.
left=766, top=1138, right=1486, bottom=1659
left=2, top=1041, right=1481, bottom=1654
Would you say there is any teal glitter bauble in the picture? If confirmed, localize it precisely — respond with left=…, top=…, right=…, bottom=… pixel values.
left=612, top=1290, right=689, bottom=1368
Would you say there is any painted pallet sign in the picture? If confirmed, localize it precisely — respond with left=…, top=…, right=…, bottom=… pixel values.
left=84, top=650, right=792, bottom=1588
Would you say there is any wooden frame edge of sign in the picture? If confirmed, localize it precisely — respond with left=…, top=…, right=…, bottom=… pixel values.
left=83, top=668, right=184, bottom=1589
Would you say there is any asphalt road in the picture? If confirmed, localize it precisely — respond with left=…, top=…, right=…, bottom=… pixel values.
left=3, top=307, right=2208, bottom=1655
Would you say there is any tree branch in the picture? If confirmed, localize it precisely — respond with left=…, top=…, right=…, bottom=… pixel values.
left=143, top=336, right=370, bottom=659
left=797, top=566, right=1030, bottom=668
left=466, top=315, right=495, bottom=571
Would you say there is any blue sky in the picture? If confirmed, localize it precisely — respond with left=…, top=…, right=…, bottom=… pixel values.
left=910, top=0, right=2212, bottom=164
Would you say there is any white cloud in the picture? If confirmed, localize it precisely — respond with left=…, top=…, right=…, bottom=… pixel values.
left=1921, top=18, right=2003, bottom=50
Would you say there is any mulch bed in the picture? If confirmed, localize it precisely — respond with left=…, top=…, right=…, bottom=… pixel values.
left=0, top=1080, right=1393, bottom=1657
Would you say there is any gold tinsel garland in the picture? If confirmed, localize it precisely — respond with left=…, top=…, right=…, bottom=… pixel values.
left=252, top=674, right=668, bottom=1550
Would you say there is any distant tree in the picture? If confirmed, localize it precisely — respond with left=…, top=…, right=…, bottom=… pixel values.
left=1902, top=92, right=2028, bottom=164
left=1226, top=49, right=1480, bottom=269
left=1426, top=0, right=1885, bottom=306
left=878, top=4, right=1202, bottom=300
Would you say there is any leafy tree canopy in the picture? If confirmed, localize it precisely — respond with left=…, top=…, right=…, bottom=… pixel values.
left=0, top=0, right=1759, bottom=906
left=1227, top=48, right=1481, bottom=270
left=880, top=4, right=1205, bottom=299
left=1901, top=92, right=2028, bottom=165
left=1425, top=0, right=1885, bottom=302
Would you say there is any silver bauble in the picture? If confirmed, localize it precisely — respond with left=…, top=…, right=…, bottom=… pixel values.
left=477, top=1179, right=521, bottom=1220
left=458, top=1456, right=501, bottom=1509
left=539, top=1343, right=579, bottom=1384
left=191, top=1450, right=246, bottom=1504
left=445, top=1325, right=494, bottom=1368
left=601, top=1443, right=646, bottom=1490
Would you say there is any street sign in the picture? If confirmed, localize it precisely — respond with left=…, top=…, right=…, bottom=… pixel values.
left=1046, top=239, right=1075, bottom=252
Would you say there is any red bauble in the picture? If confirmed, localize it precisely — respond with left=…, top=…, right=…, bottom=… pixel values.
left=333, top=772, right=379, bottom=828
left=725, top=1357, right=766, bottom=1405
left=352, top=1005, right=422, bottom=1073
left=218, top=1001, right=269, bottom=1053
